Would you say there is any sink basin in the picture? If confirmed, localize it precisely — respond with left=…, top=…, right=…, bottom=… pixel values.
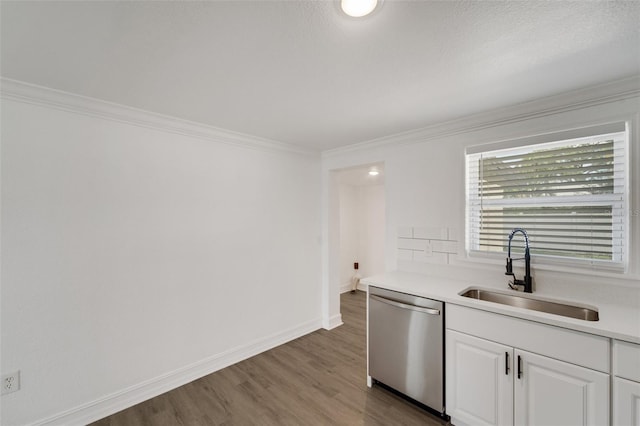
left=459, top=288, right=599, bottom=321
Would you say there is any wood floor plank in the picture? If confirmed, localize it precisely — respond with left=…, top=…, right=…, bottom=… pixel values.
left=91, top=291, right=449, bottom=425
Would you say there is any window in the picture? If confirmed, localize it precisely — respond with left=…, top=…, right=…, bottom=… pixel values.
left=466, top=122, right=628, bottom=270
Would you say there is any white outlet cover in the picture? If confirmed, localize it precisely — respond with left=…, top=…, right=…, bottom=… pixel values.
left=424, top=242, right=433, bottom=256
left=2, top=371, right=20, bottom=395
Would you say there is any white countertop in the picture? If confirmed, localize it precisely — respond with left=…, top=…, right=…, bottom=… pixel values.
left=361, top=271, right=640, bottom=344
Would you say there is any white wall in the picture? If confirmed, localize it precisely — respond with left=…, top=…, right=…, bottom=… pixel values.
left=338, top=183, right=385, bottom=292
left=4, top=76, right=637, bottom=426
left=339, top=184, right=359, bottom=289
left=356, top=185, right=385, bottom=279
left=322, top=77, right=640, bottom=322
left=0, top=93, right=322, bottom=425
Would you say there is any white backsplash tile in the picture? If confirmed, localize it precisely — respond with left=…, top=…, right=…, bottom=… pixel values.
left=397, top=225, right=459, bottom=268
left=413, top=251, right=448, bottom=264
left=398, top=249, right=414, bottom=260
left=397, top=237, right=429, bottom=251
left=432, top=240, right=459, bottom=254
left=413, top=227, right=448, bottom=240
left=397, top=226, right=413, bottom=238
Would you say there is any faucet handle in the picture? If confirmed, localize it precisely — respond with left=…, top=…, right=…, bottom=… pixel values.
left=505, top=257, right=513, bottom=275
left=508, top=280, right=524, bottom=291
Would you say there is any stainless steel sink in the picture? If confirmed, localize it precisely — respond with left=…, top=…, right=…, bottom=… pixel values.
left=459, top=288, right=599, bottom=321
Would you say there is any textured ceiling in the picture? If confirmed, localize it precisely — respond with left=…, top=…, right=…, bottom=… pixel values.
left=2, top=1, right=639, bottom=151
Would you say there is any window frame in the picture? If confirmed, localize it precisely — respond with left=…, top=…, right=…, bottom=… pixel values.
left=464, top=122, right=630, bottom=273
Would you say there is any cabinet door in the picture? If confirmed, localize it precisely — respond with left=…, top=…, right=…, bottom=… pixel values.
left=614, top=377, right=640, bottom=426
left=514, top=349, right=609, bottom=426
left=446, top=330, right=513, bottom=426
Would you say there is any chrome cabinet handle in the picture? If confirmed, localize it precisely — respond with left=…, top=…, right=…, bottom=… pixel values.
left=370, top=294, right=440, bottom=315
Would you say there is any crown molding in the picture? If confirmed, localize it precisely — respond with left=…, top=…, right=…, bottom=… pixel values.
left=323, top=74, right=640, bottom=158
left=3, top=76, right=638, bottom=159
left=0, top=78, right=318, bottom=156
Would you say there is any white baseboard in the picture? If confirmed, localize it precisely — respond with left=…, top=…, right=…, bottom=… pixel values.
left=322, top=313, right=343, bottom=330
left=31, top=318, right=322, bottom=426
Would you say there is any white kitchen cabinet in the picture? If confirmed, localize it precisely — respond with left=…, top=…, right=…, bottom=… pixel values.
left=446, top=330, right=513, bottom=426
left=614, top=377, right=640, bottom=426
left=446, top=330, right=608, bottom=426
left=613, top=340, right=640, bottom=425
left=514, top=349, right=609, bottom=426
left=446, top=305, right=610, bottom=426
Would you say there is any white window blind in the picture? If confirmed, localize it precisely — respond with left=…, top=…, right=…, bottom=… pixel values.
left=466, top=124, right=628, bottom=269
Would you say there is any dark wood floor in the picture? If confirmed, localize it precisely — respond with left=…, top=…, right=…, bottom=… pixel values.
left=92, top=291, right=448, bottom=425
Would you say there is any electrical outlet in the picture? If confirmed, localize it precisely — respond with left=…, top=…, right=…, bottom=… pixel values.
left=2, top=371, right=20, bottom=395
left=424, top=242, right=433, bottom=256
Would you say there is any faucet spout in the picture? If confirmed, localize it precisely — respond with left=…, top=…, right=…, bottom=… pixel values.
left=506, top=228, right=533, bottom=293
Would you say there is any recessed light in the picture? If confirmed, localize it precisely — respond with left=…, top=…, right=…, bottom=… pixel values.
left=341, top=0, right=379, bottom=17
left=369, top=170, right=380, bottom=176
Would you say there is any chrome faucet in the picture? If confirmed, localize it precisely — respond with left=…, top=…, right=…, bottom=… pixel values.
left=505, top=228, right=532, bottom=293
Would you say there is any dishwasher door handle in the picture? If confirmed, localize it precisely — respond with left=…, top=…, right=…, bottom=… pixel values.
left=370, top=294, right=440, bottom=315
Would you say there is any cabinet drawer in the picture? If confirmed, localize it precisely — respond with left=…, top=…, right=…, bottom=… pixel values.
left=447, top=304, right=610, bottom=373
left=615, top=340, right=640, bottom=382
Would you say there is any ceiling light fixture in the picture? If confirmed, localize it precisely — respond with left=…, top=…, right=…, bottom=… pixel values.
left=341, top=0, right=379, bottom=17
left=369, top=169, right=380, bottom=176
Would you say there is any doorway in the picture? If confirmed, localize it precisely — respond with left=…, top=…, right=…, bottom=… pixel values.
left=331, top=163, right=386, bottom=299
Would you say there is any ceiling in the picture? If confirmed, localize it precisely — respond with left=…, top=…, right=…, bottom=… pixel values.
left=1, top=1, right=639, bottom=152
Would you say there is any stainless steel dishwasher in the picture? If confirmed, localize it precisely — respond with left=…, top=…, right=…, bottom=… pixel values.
left=368, top=286, right=445, bottom=415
